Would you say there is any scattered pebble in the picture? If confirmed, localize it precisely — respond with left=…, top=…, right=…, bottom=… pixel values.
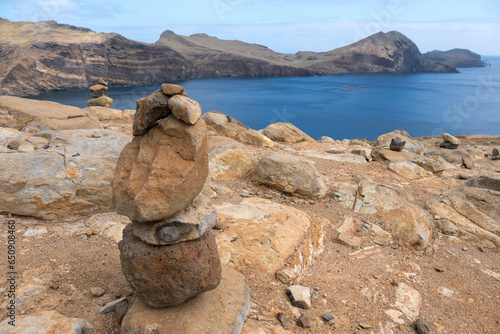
left=358, top=322, right=372, bottom=329
left=297, top=314, right=312, bottom=328
left=413, top=318, right=438, bottom=334
left=277, top=312, right=288, bottom=325
left=322, top=312, right=334, bottom=323
left=100, top=297, right=127, bottom=314
left=434, top=267, right=445, bottom=273
left=462, top=247, right=468, bottom=251
left=90, top=287, right=105, bottom=297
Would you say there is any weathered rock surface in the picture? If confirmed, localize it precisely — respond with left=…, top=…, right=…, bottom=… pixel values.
left=168, top=94, right=201, bottom=125
left=161, top=83, right=185, bottom=96
left=373, top=129, right=424, bottom=153
left=131, top=204, right=218, bottom=245
left=388, top=161, right=427, bottom=179
left=0, top=96, right=102, bottom=131
left=0, top=310, right=93, bottom=333
left=427, top=176, right=500, bottom=248
left=335, top=215, right=391, bottom=248
left=241, top=319, right=293, bottom=334
left=87, top=95, right=113, bottom=108
left=442, top=133, right=460, bottom=145
left=0, top=129, right=130, bottom=219
left=254, top=153, right=327, bottom=198
left=119, top=225, right=222, bottom=307
left=215, top=198, right=315, bottom=276
left=332, top=178, right=432, bottom=250
left=202, top=110, right=273, bottom=147
left=86, top=106, right=125, bottom=121
left=121, top=266, right=249, bottom=334
left=113, top=115, right=208, bottom=223
left=208, top=136, right=256, bottom=180
left=395, top=283, right=422, bottom=321
left=132, top=89, right=171, bottom=136
left=262, top=122, right=316, bottom=144
left=286, top=285, right=311, bottom=309
left=301, top=149, right=368, bottom=164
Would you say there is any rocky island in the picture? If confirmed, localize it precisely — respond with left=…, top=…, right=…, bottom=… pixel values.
left=0, top=18, right=460, bottom=97
left=423, top=49, right=487, bottom=68
left=0, top=88, right=498, bottom=333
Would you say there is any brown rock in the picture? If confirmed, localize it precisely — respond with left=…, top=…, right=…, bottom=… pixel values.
left=161, top=83, right=185, bottom=96
left=208, top=136, right=256, bottom=180
left=87, top=96, right=113, bottom=108
left=119, top=225, right=222, bottom=308
left=89, top=84, right=108, bottom=92
left=132, top=89, right=171, bottom=136
left=167, top=95, right=202, bottom=124
left=262, top=122, right=316, bottom=144
left=297, top=314, right=312, bottom=328
left=120, top=267, right=249, bottom=334
left=113, top=115, right=208, bottom=223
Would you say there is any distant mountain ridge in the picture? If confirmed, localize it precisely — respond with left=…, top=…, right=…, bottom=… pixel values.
left=0, top=18, right=461, bottom=96
left=423, top=49, right=486, bottom=68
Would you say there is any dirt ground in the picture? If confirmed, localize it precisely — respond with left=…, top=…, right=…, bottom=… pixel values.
left=0, top=127, right=499, bottom=334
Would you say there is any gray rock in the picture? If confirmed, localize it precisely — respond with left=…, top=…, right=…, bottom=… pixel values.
left=439, top=142, right=459, bottom=149
left=286, top=285, right=311, bottom=309
left=133, top=89, right=171, bottom=136
left=120, top=267, right=249, bottom=334
left=322, top=312, right=335, bottom=322
left=115, top=299, right=129, bottom=326
left=442, top=133, right=461, bottom=145
left=390, top=137, right=406, bottom=151
left=119, top=225, right=221, bottom=308
left=254, top=153, right=327, bottom=198
left=99, top=297, right=128, bottom=314
left=492, top=148, right=500, bottom=160
left=413, top=318, right=438, bottom=334
left=464, top=175, right=500, bottom=191
left=131, top=205, right=218, bottom=245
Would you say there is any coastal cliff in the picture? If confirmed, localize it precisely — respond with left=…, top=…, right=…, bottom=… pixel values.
left=0, top=19, right=458, bottom=96
left=423, top=48, right=487, bottom=68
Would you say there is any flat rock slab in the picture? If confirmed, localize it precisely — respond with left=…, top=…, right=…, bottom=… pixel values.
left=215, top=198, right=312, bottom=276
left=121, top=266, right=250, bottom=334
left=208, top=136, right=256, bottom=180
left=0, top=310, right=93, bottom=333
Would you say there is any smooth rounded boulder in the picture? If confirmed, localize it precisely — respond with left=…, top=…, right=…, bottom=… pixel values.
left=113, top=115, right=208, bottom=223
left=119, top=225, right=222, bottom=308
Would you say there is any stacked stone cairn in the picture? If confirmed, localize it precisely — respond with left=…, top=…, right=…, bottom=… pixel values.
left=87, top=78, right=113, bottom=108
left=439, top=132, right=460, bottom=149
left=112, top=83, right=222, bottom=308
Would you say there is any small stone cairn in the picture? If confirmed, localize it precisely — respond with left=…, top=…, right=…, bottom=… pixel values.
left=87, top=78, right=113, bottom=108
left=112, top=83, right=222, bottom=308
left=439, top=133, right=460, bottom=149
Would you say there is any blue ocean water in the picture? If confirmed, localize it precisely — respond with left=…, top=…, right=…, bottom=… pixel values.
left=26, top=57, right=500, bottom=141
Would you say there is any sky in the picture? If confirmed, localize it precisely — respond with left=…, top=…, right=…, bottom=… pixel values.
left=0, top=0, right=499, bottom=55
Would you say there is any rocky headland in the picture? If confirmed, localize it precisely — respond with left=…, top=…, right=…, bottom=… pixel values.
left=0, top=18, right=461, bottom=97
left=0, top=88, right=499, bottom=333
left=423, top=49, right=487, bottom=68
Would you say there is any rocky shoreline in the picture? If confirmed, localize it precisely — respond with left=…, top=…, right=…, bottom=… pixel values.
left=0, top=90, right=499, bottom=333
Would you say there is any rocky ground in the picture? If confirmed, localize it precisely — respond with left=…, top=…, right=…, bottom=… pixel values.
left=0, top=97, right=499, bottom=333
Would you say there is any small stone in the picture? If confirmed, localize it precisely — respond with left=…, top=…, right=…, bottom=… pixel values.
left=91, top=90, right=108, bottom=98
left=436, top=219, right=458, bottom=236
left=442, top=133, right=460, bottom=145
left=322, top=312, right=334, bottom=322
left=286, top=285, right=311, bottom=309
left=240, top=190, right=251, bottom=198
left=434, top=267, right=445, bottom=273
left=462, top=247, right=468, bottom=251
left=277, top=312, right=287, bottom=325
left=97, top=78, right=108, bottom=86
left=87, top=96, right=113, bottom=108
left=89, top=287, right=105, bottom=297
left=161, top=83, right=185, bottom=96
left=491, top=148, right=499, bottom=160
left=89, top=84, right=108, bottom=92
left=439, top=142, right=459, bottom=149
left=276, top=268, right=297, bottom=284
left=100, top=297, right=127, bottom=314
left=297, top=314, right=312, bottom=328
left=390, top=137, right=406, bottom=151
left=413, top=318, right=438, bottom=334
left=115, top=299, right=129, bottom=326
left=462, top=155, right=475, bottom=170
left=167, top=95, right=202, bottom=125
left=358, top=322, right=372, bottom=329
left=82, top=326, right=95, bottom=334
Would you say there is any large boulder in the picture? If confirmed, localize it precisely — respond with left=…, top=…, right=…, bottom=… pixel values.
left=0, top=129, right=130, bottom=220
left=388, top=161, right=428, bottom=179
left=121, top=267, right=249, bottom=334
left=254, top=153, right=327, bottom=198
left=119, top=225, right=222, bottom=308
left=0, top=96, right=102, bottom=131
left=208, top=136, right=256, bottom=180
left=113, top=115, right=208, bottom=223
left=427, top=176, right=500, bottom=248
left=0, top=310, right=93, bottom=334
left=262, top=122, right=316, bottom=144
left=202, top=110, right=273, bottom=147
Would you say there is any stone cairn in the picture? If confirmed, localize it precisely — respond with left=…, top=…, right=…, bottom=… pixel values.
left=439, top=132, right=460, bottom=149
left=87, top=78, right=113, bottom=108
left=112, top=83, right=222, bottom=308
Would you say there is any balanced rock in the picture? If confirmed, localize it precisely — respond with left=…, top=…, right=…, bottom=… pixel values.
left=97, top=78, right=109, bottom=86
left=133, top=89, right=171, bottom=136
left=161, top=83, right=185, bottom=96
left=131, top=204, right=218, bottom=245
left=442, top=133, right=461, bottom=145
left=254, top=153, right=327, bottom=198
left=89, top=84, right=108, bottom=92
left=390, top=137, right=406, bottom=151
left=113, top=115, right=208, bottom=223
left=91, top=89, right=108, bottom=98
left=87, top=96, right=113, bottom=108
left=167, top=94, right=202, bottom=125
left=262, top=122, right=316, bottom=144
left=119, top=225, right=222, bottom=307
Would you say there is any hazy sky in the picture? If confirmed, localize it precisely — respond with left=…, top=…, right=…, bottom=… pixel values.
left=1, top=0, right=499, bottom=55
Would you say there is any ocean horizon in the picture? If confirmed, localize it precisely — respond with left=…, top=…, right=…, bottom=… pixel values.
left=26, top=56, right=500, bottom=141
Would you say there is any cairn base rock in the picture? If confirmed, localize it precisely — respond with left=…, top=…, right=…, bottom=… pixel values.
left=119, top=225, right=221, bottom=308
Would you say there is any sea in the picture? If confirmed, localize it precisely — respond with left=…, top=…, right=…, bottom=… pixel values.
left=26, top=56, right=500, bottom=141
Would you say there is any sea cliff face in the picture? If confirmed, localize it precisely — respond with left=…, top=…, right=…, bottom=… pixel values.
left=0, top=19, right=458, bottom=96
